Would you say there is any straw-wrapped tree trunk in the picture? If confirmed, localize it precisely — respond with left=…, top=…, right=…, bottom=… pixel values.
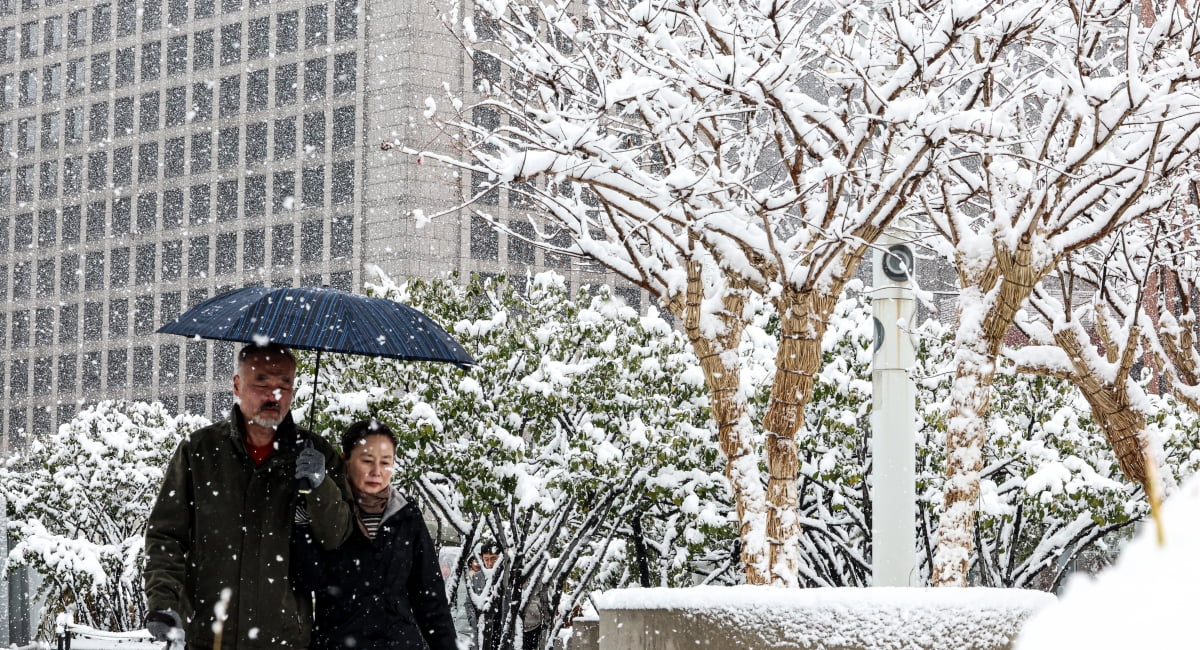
left=925, top=0, right=1200, bottom=585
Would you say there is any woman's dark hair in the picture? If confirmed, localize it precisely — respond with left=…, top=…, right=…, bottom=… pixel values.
left=340, top=419, right=398, bottom=455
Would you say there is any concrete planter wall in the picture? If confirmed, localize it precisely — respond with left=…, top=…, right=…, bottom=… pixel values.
left=581, top=586, right=1054, bottom=650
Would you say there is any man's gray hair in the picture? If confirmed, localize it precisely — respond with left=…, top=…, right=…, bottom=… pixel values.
left=235, top=342, right=297, bottom=376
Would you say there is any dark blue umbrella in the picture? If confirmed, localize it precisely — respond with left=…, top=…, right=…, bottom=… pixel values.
left=158, top=285, right=475, bottom=368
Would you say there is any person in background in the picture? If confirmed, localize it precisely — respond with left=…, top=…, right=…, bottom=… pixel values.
left=293, top=418, right=458, bottom=650
left=143, top=342, right=354, bottom=649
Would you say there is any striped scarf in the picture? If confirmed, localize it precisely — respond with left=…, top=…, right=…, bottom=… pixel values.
left=352, top=488, right=389, bottom=540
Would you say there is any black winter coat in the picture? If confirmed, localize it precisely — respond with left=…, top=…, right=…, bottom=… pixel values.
left=293, top=487, right=458, bottom=650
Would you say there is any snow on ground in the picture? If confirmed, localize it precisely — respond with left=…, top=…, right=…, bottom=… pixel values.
left=1016, top=472, right=1200, bottom=649
left=598, top=586, right=1053, bottom=650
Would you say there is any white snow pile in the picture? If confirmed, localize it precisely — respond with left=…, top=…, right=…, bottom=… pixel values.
left=598, top=586, right=1053, bottom=650
left=1016, top=472, right=1200, bottom=650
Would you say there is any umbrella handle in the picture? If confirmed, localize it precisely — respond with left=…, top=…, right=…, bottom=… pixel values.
left=297, top=438, right=316, bottom=494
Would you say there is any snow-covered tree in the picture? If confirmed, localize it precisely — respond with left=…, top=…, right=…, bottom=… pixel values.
left=918, top=0, right=1200, bottom=585
left=0, top=402, right=208, bottom=639
left=404, top=0, right=1113, bottom=584
left=303, top=271, right=734, bottom=649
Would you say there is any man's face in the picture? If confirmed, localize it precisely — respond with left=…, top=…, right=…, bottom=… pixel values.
left=233, top=352, right=296, bottom=430
left=481, top=553, right=500, bottom=570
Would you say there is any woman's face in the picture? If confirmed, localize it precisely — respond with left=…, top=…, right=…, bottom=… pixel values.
left=345, top=434, right=396, bottom=495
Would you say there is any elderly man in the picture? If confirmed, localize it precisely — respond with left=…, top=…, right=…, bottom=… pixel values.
left=144, top=343, right=353, bottom=649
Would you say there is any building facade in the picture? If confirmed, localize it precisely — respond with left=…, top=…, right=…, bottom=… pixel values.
left=0, top=0, right=629, bottom=458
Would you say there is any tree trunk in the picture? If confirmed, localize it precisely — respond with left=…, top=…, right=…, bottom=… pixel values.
left=760, top=290, right=836, bottom=586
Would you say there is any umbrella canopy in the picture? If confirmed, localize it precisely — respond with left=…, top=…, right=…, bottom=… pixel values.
left=158, top=285, right=475, bottom=368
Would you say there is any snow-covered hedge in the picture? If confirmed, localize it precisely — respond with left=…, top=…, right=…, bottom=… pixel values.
left=0, top=402, right=208, bottom=638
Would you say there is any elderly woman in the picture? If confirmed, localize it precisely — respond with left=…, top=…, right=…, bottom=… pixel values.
left=292, top=419, right=457, bottom=650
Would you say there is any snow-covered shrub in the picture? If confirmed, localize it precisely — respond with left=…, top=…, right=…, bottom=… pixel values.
left=0, top=401, right=208, bottom=639
left=302, top=271, right=734, bottom=649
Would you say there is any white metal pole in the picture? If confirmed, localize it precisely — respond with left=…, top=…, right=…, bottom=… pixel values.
left=870, top=227, right=918, bottom=587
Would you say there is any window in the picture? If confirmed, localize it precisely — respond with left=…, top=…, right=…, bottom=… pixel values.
left=82, top=351, right=102, bottom=394
left=165, top=138, right=185, bottom=177
left=305, top=4, right=327, bottom=48
left=218, top=126, right=239, bottom=169
left=193, top=82, right=213, bottom=122
left=87, top=151, right=107, bottom=190
left=189, top=184, right=210, bottom=224
left=160, top=343, right=179, bottom=385
left=108, top=349, right=127, bottom=387
left=116, top=47, right=135, bottom=87
left=16, top=166, right=33, bottom=202
left=58, top=354, right=77, bottom=395
left=67, top=57, right=86, bottom=95
left=276, top=63, right=296, bottom=107
left=40, top=160, right=58, bottom=198
left=137, top=144, right=159, bottom=183
left=302, top=166, right=323, bottom=208
left=136, top=192, right=157, bottom=231
left=247, top=69, right=267, bottom=112
left=273, top=171, right=294, bottom=212
left=44, top=16, right=63, bottom=53
left=59, top=306, right=78, bottom=343
left=93, top=4, right=112, bottom=43
left=36, top=308, right=55, bottom=344
left=246, top=174, right=266, bottom=217
left=142, top=41, right=161, bottom=81
left=303, top=111, right=325, bottom=155
left=277, top=11, right=298, bottom=52
left=140, top=92, right=160, bottom=132
left=301, top=220, right=322, bottom=263
left=334, top=52, right=356, bottom=95
left=274, top=117, right=296, bottom=159
left=115, top=96, right=135, bottom=136
left=135, top=243, right=155, bottom=284
left=13, top=260, right=30, bottom=298
left=471, top=216, right=498, bottom=260
left=166, top=86, right=187, bottom=127
left=222, top=0, right=241, bottom=13
left=194, top=30, right=213, bottom=71
left=116, top=0, right=136, bottom=37
left=162, top=242, right=181, bottom=281
left=248, top=17, right=269, bottom=58
left=34, top=357, right=53, bottom=394
left=112, top=198, right=131, bottom=235
left=60, top=251, right=79, bottom=292
left=304, top=57, right=326, bottom=99
left=168, top=0, right=186, bottom=26
left=89, top=102, right=109, bottom=142
left=133, top=346, right=153, bottom=384
left=84, top=304, right=102, bottom=341
left=63, top=156, right=81, bottom=195
left=0, top=27, right=12, bottom=63
left=167, top=35, right=187, bottom=75
left=19, top=68, right=35, bottom=105
left=86, top=201, right=105, bottom=240
left=508, top=220, right=535, bottom=264
left=10, top=358, right=28, bottom=397
left=41, top=112, right=60, bottom=149
left=246, top=122, right=267, bottom=164
left=215, top=232, right=237, bottom=274
left=65, top=107, right=83, bottom=143
left=12, top=309, right=29, bottom=345
left=188, top=235, right=209, bottom=277
left=109, top=299, right=128, bottom=337
left=113, top=146, right=133, bottom=186
left=217, top=179, right=238, bottom=220
left=195, top=0, right=213, bottom=19
left=91, top=52, right=110, bottom=91
left=335, top=0, right=357, bottom=41
left=186, top=341, right=207, bottom=381
left=331, top=215, right=353, bottom=258
left=18, top=117, right=34, bottom=152
left=272, top=224, right=293, bottom=266
left=43, top=65, right=62, bottom=99
left=38, top=210, right=56, bottom=247
left=191, top=131, right=212, bottom=172
left=219, top=75, right=240, bottom=118
left=163, top=188, right=183, bottom=229
left=220, top=22, right=241, bottom=65
left=68, top=10, right=86, bottom=45
left=84, top=251, right=104, bottom=290
left=0, top=73, right=12, bottom=110
left=143, top=0, right=161, bottom=31
left=0, top=169, right=8, bottom=205
left=20, top=20, right=37, bottom=57
left=331, top=160, right=353, bottom=205
left=63, top=208, right=81, bottom=244
left=243, top=228, right=264, bottom=270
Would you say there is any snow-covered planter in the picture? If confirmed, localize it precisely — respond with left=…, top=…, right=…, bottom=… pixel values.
left=593, top=587, right=1054, bottom=650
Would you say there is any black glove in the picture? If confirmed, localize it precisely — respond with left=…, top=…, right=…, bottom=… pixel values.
left=145, top=609, right=183, bottom=643
left=295, top=445, right=327, bottom=492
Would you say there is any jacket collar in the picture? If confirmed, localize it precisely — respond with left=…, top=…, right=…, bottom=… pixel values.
left=380, top=486, right=409, bottom=525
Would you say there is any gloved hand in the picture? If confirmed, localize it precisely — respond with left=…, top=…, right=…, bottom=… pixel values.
left=145, top=609, right=183, bottom=643
left=295, top=445, right=327, bottom=491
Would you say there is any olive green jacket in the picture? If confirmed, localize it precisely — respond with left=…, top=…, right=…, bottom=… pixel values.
left=144, top=409, right=353, bottom=649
